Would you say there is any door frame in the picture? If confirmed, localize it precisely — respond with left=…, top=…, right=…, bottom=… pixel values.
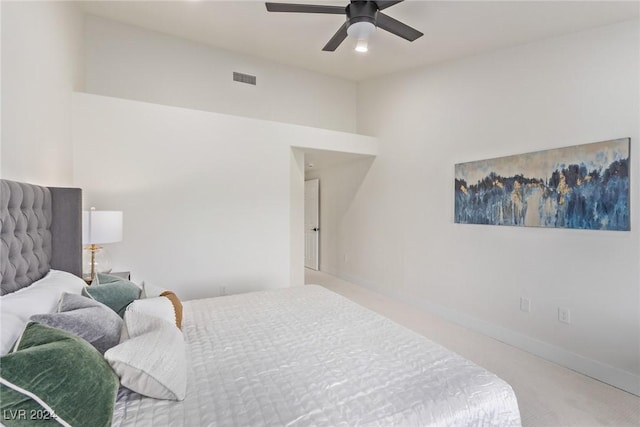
left=304, top=178, right=320, bottom=270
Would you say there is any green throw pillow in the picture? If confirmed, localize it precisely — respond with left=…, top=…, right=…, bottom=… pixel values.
left=0, top=323, right=119, bottom=427
left=95, top=272, right=125, bottom=284
left=83, top=279, right=141, bottom=317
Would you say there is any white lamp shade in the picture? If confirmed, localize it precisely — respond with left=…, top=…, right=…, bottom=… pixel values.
left=83, top=210, right=123, bottom=245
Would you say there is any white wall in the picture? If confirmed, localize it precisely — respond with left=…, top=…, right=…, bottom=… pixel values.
left=84, top=15, right=357, bottom=133
left=318, top=20, right=639, bottom=394
left=72, top=93, right=376, bottom=301
left=1, top=1, right=83, bottom=186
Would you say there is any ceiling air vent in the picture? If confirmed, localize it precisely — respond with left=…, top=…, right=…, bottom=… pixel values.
left=233, top=72, right=257, bottom=85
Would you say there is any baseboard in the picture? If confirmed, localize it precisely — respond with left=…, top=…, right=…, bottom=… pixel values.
left=336, top=271, right=640, bottom=397
left=318, top=264, right=340, bottom=277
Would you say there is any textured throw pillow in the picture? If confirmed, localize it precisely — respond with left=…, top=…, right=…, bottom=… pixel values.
left=105, top=311, right=187, bottom=401
left=83, top=279, right=141, bottom=317
left=0, top=323, right=119, bottom=427
left=126, top=296, right=180, bottom=330
left=30, top=293, right=122, bottom=354
left=140, top=282, right=183, bottom=328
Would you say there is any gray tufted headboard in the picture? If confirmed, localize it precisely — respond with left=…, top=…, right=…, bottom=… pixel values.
left=0, top=179, right=82, bottom=295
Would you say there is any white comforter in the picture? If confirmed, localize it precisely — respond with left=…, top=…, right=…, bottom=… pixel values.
left=112, top=285, right=521, bottom=426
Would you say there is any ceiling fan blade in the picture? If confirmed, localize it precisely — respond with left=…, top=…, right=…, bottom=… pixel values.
left=322, top=22, right=349, bottom=51
left=376, top=12, right=423, bottom=41
left=375, top=0, right=404, bottom=11
left=265, top=3, right=345, bottom=14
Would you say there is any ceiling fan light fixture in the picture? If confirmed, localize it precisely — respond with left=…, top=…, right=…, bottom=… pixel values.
left=355, top=39, right=369, bottom=53
left=347, top=20, right=376, bottom=39
left=348, top=21, right=375, bottom=53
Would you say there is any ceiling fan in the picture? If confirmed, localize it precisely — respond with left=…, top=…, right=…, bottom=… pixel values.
left=265, top=0, right=423, bottom=52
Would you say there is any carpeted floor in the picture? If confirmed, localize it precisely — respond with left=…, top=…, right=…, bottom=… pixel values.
left=305, top=269, right=640, bottom=427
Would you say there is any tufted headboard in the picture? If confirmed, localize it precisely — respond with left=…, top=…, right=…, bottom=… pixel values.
left=0, top=180, right=82, bottom=295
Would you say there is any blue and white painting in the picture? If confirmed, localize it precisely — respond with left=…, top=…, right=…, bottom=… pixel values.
left=454, top=138, right=630, bottom=231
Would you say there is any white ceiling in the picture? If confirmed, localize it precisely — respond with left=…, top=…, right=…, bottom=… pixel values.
left=80, top=0, right=639, bottom=82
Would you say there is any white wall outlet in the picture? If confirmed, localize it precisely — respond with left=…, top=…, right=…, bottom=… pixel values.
left=520, top=297, right=531, bottom=313
left=343, top=253, right=348, bottom=263
left=219, top=285, right=227, bottom=296
left=558, top=307, right=571, bottom=324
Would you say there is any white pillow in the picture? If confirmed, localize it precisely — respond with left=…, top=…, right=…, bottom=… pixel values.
left=0, top=270, right=87, bottom=354
left=1, top=312, right=24, bottom=353
left=105, top=311, right=187, bottom=401
left=141, top=281, right=167, bottom=298
left=125, top=297, right=177, bottom=329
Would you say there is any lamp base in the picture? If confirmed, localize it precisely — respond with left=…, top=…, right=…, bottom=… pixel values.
left=82, top=245, right=113, bottom=282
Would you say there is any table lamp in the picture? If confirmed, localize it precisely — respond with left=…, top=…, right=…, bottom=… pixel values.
left=82, top=207, right=123, bottom=282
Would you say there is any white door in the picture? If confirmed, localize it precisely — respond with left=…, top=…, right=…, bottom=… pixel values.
left=304, top=179, right=320, bottom=270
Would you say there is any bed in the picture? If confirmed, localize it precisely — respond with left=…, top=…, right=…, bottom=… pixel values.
left=1, top=179, right=521, bottom=426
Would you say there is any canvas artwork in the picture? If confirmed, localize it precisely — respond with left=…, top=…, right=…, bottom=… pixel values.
left=454, top=138, right=630, bottom=231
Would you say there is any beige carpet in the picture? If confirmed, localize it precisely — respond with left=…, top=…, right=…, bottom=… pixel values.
left=305, top=269, right=640, bottom=427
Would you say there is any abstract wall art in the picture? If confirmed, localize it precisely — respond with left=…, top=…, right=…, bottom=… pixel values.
left=454, top=138, right=630, bottom=231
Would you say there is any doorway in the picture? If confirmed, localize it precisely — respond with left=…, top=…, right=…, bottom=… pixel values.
left=304, top=179, right=320, bottom=270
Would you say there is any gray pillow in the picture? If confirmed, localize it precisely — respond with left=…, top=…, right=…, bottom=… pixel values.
left=30, top=293, right=122, bottom=354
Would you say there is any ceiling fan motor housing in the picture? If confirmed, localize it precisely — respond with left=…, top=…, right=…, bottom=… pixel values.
left=346, top=1, right=378, bottom=27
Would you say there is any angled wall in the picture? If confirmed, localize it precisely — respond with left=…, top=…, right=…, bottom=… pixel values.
left=83, top=15, right=357, bottom=133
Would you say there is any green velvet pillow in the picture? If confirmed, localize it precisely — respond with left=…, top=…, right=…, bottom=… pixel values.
left=0, top=323, right=119, bottom=427
left=95, top=272, right=126, bottom=284
left=83, top=279, right=141, bottom=317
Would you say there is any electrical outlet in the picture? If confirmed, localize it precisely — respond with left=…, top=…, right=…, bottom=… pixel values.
left=219, top=285, right=227, bottom=296
left=520, top=297, right=531, bottom=313
left=558, top=307, right=571, bottom=324
left=343, top=253, right=348, bottom=263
